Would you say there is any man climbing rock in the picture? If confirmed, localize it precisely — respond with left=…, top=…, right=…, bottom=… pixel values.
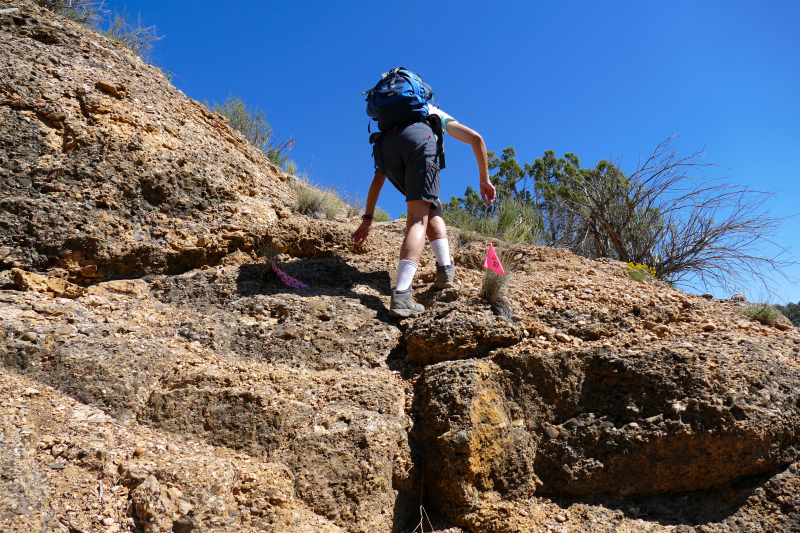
left=352, top=67, right=496, bottom=317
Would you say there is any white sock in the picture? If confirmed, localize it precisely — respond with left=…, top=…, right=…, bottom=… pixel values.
left=430, top=238, right=451, bottom=267
left=395, top=259, right=418, bottom=291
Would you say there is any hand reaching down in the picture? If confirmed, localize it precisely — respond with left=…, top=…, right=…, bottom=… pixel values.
left=352, top=219, right=372, bottom=247
left=480, top=180, right=497, bottom=207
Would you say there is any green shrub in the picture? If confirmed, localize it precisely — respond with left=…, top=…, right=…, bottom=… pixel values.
left=330, top=188, right=362, bottom=218
left=443, top=196, right=543, bottom=244
left=373, top=207, right=391, bottom=222
left=456, top=229, right=481, bottom=248
left=290, top=178, right=345, bottom=220
left=38, top=0, right=105, bottom=27
left=291, top=178, right=326, bottom=217
left=102, top=9, right=162, bottom=63
left=344, top=198, right=364, bottom=218
left=284, top=160, right=298, bottom=176
left=40, top=2, right=164, bottom=64
left=626, top=262, right=656, bottom=282
left=321, top=189, right=344, bottom=220
left=742, top=303, right=783, bottom=326
left=207, top=94, right=291, bottom=165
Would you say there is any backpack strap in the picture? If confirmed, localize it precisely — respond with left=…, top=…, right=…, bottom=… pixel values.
left=369, top=131, right=385, bottom=173
left=425, top=114, right=446, bottom=170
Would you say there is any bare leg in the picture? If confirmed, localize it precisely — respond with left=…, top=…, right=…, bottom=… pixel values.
left=399, top=200, right=432, bottom=263
left=426, top=198, right=447, bottom=243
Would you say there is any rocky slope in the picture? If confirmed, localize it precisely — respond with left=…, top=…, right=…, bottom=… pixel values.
left=2, top=2, right=800, bottom=532
left=0, top=0, right=298, bottom=280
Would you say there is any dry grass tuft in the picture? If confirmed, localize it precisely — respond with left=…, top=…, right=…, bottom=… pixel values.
left=291, top=178, right=344, bottom=220
left=481, top=245, right=521, bottom=320
left=741, top=303, right=783, bottom=326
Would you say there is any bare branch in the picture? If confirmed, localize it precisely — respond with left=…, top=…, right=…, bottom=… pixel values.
left=548, top=136, right=794, bottom=294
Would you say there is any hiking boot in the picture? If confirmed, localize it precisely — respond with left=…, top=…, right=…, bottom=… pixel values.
left=389, top=288, right=425, bottom=317
left=431, top=262, right=455, bottom=290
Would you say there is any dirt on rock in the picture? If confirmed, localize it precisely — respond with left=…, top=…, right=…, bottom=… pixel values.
left=2, top=2, right=800, bottom=533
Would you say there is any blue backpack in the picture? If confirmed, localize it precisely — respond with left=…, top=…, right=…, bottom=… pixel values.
left=363, top=67, right=433, bottom=131
left=363, top=67, right=446, bottom=170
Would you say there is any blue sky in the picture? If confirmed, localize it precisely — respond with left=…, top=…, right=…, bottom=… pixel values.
left=101, top=0, right=799, bottom=303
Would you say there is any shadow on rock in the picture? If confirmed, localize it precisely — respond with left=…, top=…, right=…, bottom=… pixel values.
left=547, top=463, right=800, bottom=530
left=236, top=257, right=392, bottom=322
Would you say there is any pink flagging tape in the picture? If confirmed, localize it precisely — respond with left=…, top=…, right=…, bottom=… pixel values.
left=272, top=261, right=308, bottom=288
left=483, top=242, right=505, bottom=275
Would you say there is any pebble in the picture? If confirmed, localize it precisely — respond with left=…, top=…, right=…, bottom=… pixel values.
left=544, top=426, right=559, bottom=439
left=701, top=293, right=713, bottom=300
left=101, top=517, right=115, bottom=526
left=554, top=333, right=571, bottom=342
left=555, top=514, right=568, bottom=523
left=22, top=332, right=38, bottom=342
left=134, top=446, right=146, bottom=457
left=702, top=323, right=717, bottom=331
left=653, top=325, right=670, bottom=335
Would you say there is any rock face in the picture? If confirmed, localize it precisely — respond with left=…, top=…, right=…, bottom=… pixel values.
left=420, top=337, right=800, bottom=517
left=0, top=0, right=295, bottom=280
left=2, top=2, right=800, bottom=533
left=405, top=302, right=523, bottom=364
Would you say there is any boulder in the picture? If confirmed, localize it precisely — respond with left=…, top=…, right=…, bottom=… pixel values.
left=405, top=302, right=523, bottom=364
left=419, top=335, right=800, bottom=526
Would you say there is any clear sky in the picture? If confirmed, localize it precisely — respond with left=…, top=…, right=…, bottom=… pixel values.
left=100, top=0, right=799, bottom=303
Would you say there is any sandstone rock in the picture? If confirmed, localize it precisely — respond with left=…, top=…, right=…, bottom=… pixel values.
left=701, top=293, right=714, bottom=299
left=419, top=336, right=800, bottom=528
left=732, top=293, right=747, bottom=302
left=405, top=303, right=523, bottom=364
left=140, top=366, right=410, bottom=532
left=703, top=322, right=717, bottom=331
left=0, top=1, right=294, bottom=279
left=652, top=324, right=671, bottom=336
left=130, top=475, right=181, bottom=533
left=11, top=269, right=82, bottom=298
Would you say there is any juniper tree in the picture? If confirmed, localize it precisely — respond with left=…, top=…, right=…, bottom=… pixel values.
left=446, top=136, right=793, bottom=294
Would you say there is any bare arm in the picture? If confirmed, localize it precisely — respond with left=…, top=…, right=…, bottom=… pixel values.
left=364, top=170, right=386, bottom=216
left=352, top=170, right=386, bottom=246
left=445, top=121, right=496, bottom=207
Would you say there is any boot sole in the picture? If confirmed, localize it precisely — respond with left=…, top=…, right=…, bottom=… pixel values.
left=432, top=281, right=455, bottom=290
left=388, top=308, right=424, bottom=317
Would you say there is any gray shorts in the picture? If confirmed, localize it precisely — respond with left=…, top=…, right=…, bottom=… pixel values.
left=380, top=122, right=440, bottom=205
